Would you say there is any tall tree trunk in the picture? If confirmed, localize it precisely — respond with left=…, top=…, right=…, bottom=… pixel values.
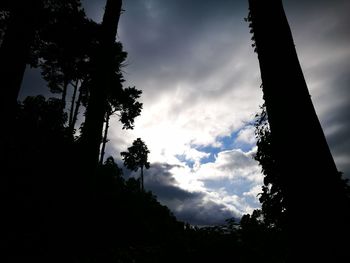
left=69, top=79, right=79, bottom=128
left=0, top=2, right=43, bottom=256
left=0, top=1, right=41, bottom=169
left=69, top=81, right=84, bottom=135
left=0, top=2, right=41, bottom=121
left=99, top=110, right=111, bottom=165
left=248, top=0, right=349, bottom=260
left=80, top=0, right=122, bottom=172
left=61, top=78, right=69, bottom=107
left=140, top=165, right=144, bottom=192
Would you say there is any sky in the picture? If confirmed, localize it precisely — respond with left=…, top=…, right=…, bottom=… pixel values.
left=20, top=0, right=350, bottom=226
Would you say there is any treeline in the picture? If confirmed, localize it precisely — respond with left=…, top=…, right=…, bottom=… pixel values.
left=4, top=90, right=289, bottom=262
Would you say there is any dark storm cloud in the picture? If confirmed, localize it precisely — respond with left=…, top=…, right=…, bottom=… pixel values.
left=174, top=200, right=235, bottom=226
left=121, top=163, right=187, bottom=204
left=117, top=0, right=248, bottom=89
left=138, top=162, right=237, bottom=225
left=305, top=58, right=350, bottom=178
left=144, top=162, right=197, bottom=201
left=322, top=77, right=350, bottom=177
left=285, top=0, right=350, bottom=50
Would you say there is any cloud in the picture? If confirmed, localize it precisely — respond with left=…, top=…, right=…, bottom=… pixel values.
left=102, top=0, right=350, bottom=224
left=163, top=148, right=262, bottom=222
left=174, top=199, right=235, bottom=226
left=140, top=162, right=242, bottom=225
left=283, top=0, right=350, bottom=177
left=235, top=125, right=256, bottom=146
left=119, top=153, right=263, bottom=226
left=18, top=0, right=350, bottom=226
left=195, top=148, right=261, bottom=182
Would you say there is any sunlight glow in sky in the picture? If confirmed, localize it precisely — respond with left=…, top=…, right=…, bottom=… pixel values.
left=106, top=0, right=349, bottom=225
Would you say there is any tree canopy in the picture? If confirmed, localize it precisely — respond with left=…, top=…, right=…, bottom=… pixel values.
left=121, top=138, right=150, bottom=192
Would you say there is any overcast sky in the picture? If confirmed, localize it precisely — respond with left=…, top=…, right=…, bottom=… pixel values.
left=21, top=0, right=350, bottom=225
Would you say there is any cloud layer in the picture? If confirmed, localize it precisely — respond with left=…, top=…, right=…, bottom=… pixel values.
left=19, top=0, right=350, bottom=225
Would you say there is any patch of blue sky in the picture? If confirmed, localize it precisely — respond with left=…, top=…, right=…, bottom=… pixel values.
left=232, top=140, right=255, bottom=152
left=175, top=125, right=256, bottom=166
left=194, top=131, right=240, bottom=164
left=220, top=124, right=257, bottom=152
left=197, top=128, right=256, bottom=164
left=175, top=154, right=195, bottom=169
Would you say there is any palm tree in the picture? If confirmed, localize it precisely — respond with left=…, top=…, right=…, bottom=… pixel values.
left=121, top=138, right=150, bottom=192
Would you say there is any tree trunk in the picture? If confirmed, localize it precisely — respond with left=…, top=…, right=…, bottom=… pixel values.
left=69, top=81, right=84, bottom=135
left=140, top=165, right=144, bottom=192
left=0, top=2, right=41, bottom=119
left=0, top=1, right=41, bottom=168
left=61, top=78, right=69, bottom=107
left=80, top=0, right=122, bottom=172
left=69, top=79, right=79, bottom=128
left=248, top=0, right=349, bottom=260
left=99, top=111, right=111, bottom=165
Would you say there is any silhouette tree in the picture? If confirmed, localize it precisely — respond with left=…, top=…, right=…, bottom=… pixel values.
left=99, top=58, right=143, bottom=164
left=38, top=1, right=96, bottom=108
left=0, top=1, right=85, bottom=120
left=0, top=1, right=42, bottom=120
left=80, top=0, right=123, bottom=172
left=0, top=0, right=89, bottom=170
left=121, top=138, right=150, bottom=192
left=247, top=0, right=350, bottom=260
left=0, top=1, right=42, bottom=169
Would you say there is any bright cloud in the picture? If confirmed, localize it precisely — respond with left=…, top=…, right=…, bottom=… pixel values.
left=236, top=125, right=257, bottom=145
left=193, top=149, right=257, bottom=180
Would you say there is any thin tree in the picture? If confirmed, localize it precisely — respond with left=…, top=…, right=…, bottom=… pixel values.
left=121, top=138, right=150, bottom=192
left=99, top=107, right=111, bottom=165
left=99, top=86, right=143, bottom=165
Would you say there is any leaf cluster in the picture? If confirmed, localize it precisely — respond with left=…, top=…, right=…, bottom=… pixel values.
left=121, top=138, right=150, bottom=172
left=254, top=104, right=287, bottom=229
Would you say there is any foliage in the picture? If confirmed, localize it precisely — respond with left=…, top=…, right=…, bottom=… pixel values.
left=22, top=0, right=142, bottom=143
left=8, top=95, right=293, bottom=263
left=254, top=104, right=287, bottom=229
left=121, top=138, right=150, bottom=172
left=110, top=85, right=143, bottom=130
left=37, top=2, right=97, bottom=98
left=121, top=138, right=150, bottom=192
left=239, top=210, right=288, bottom=262
left=17, top=95, right=68, bottom=142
